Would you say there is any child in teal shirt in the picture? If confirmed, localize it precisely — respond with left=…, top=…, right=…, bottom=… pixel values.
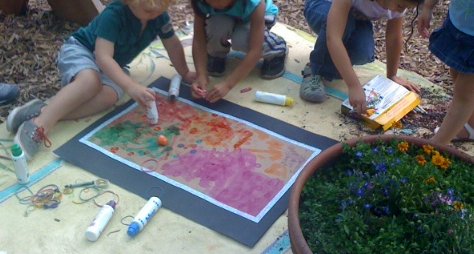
left=7, top=0, right=196, bottom=160
left=190, top=0, right=287, bottom=103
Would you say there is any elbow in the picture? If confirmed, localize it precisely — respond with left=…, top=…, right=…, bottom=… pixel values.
left=94, top=53, right=106, bottom=69
left=326, top=34, right=339, bottom=51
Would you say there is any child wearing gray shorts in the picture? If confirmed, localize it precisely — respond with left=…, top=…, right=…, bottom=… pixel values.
left=6, top=0, right=195, bottom=160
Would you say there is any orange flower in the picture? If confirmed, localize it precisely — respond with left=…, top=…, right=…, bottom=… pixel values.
left=453, top=201, right=465, bottom=211
left=439, top=158, right=451, bottom=170
left=432, top=153, right=450, bottom=170
left=416, top=155, right=427, bottom=166
left=422, top=145, right=434, bottom=155
left=398, top=142, right=409, bottom=153
left=424, top=176, right=437, bottom=185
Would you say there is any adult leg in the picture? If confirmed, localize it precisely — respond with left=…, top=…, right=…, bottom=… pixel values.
left=431, top=70, right=474, bottom=145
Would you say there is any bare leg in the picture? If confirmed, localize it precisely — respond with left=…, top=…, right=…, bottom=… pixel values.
left=431, top=70, right=474, bottom=145
left=62, top=85, right=117, bottom=120
left=33, top=69, right=106, bottom=134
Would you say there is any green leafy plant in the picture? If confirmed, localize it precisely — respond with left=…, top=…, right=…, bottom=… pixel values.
left=300, top=140, right=473, bottom=254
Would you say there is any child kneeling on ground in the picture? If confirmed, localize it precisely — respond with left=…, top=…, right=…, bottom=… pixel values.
left=301, top=0, right=421, bottom=114
left=190, top=0, right=288, bottom=103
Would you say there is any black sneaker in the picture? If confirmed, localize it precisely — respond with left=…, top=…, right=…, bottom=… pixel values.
left=207, top=55, right=226, bottom=77
left=261, top=54, right=286, bottom=80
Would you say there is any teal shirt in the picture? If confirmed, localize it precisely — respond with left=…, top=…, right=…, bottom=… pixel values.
left=195, top=0, right=279, bottom=23
left=72, top=1, right=174, bottom=67
left=449, top=0, right=474, bottom=36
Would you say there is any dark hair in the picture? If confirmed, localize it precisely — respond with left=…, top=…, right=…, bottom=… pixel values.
left=405, top=1, right=424, bottom=51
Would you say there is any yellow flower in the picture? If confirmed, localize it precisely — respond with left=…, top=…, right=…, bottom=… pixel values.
left=398, top=142, right=409, bottom=153
left=453, top=201, right=464, bottom=211
left=422, top=145, right=434, bottom=155
left=439, top=158, right=451, bottom=170
left=432, top=154, right=445, bottom=166
left=416, top=155, right=427, bottom=166
left=424, top=176, right=437, bottom=185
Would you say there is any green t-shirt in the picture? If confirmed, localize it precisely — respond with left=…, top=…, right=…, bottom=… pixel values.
left=72, top=1, right=174, bottom=67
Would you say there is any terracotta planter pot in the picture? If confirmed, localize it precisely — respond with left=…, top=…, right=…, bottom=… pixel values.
left=0, top=0, right=29, bottom=15
left=287, top=134, right=474, bottom=254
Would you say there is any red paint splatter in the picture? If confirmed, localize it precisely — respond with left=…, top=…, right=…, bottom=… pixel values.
left=240, top=87, right=252, bottom=93
left=234, top=130, right=253, bottom=149
left=190, top=127, right=198, bottom=134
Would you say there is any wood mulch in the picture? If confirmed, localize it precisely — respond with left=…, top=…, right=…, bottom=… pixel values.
left=0, top=0, right=459, bottom=147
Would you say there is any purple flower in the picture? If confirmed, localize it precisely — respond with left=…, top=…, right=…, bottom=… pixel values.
left=357, top=188, right=365, bottom=197
left=364, top=204, right=373, bottom=210
left=387, top=147, right=394, bottom=155
left=375, top=163, right=387, bottom=173
left=447, top=188, right=455, bottom=199
left=356, top=151, right=363, bottom=158
left=346, top=169, right=354, bottom=176
left=400, top=177, right=409, bottom=184
left=363, top=181, right=374, bottom=190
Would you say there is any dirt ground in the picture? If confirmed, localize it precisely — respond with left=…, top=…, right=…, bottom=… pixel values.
left=0, top=0, right=456, bottom=144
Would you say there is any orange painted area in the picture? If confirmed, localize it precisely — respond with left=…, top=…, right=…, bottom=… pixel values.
left=264, top=163, right=288, bottom=179
left=234, top=130, right=253, bottom=149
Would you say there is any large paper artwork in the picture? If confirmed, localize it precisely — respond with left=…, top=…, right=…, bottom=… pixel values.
left=80, top=88, right=319, bottom=222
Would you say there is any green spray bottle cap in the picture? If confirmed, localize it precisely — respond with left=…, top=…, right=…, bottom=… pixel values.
left=11, top=144, right=23, bottom=157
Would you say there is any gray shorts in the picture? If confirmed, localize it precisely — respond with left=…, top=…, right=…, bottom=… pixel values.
left=57, top=36, right=125, bottom=98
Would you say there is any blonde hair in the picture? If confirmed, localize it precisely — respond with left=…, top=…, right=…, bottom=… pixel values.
left=123, top=0, right=175, bottom=8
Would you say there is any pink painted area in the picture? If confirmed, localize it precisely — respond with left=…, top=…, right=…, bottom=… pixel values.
left=162, top=148, right=284, bottom=216
left=91, top=92, right=314, bottom=218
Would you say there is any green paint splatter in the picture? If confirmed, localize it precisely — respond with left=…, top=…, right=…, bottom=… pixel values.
left=94, top=121, right=142, bottom=146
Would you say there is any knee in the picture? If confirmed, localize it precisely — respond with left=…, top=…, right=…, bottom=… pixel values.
left=74, top=69, right=102, bottom=94
left=206, top=16, right=234, bottom=43
left=101, top=87, right=119, bottom=107
left=349, top=45, right=374, bottom=65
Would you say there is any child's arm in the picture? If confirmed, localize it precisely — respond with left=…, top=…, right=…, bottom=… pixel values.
left=191, top=12, right=209, bottom=99
left=95, top=38, right=154, bottom=108
left=326, top=0, right=367, bottom=114
left=162, top=34, right=196, bottom=83
left=205, top=1, right=266, bottom=103
left=385, top=18, right=420, bottom=93
left=418, top=0, right=439, bottom=38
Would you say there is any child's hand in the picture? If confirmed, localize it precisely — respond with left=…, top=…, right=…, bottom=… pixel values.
left=390, top=76, right=421, bottom=94
left=417, top=9, right=433, bottom=38
left=191, top=78, right=208, bottom=99
left=183, top=71, right=197, bottom=84
left=206, top=82, right=231, bottom=103
left=127, top=85, right=156, bottom=108
left=348, top=86, right=367, bottom=114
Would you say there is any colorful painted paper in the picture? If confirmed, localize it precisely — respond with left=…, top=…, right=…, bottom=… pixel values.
left=80, top=88, right=319, bottom=222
